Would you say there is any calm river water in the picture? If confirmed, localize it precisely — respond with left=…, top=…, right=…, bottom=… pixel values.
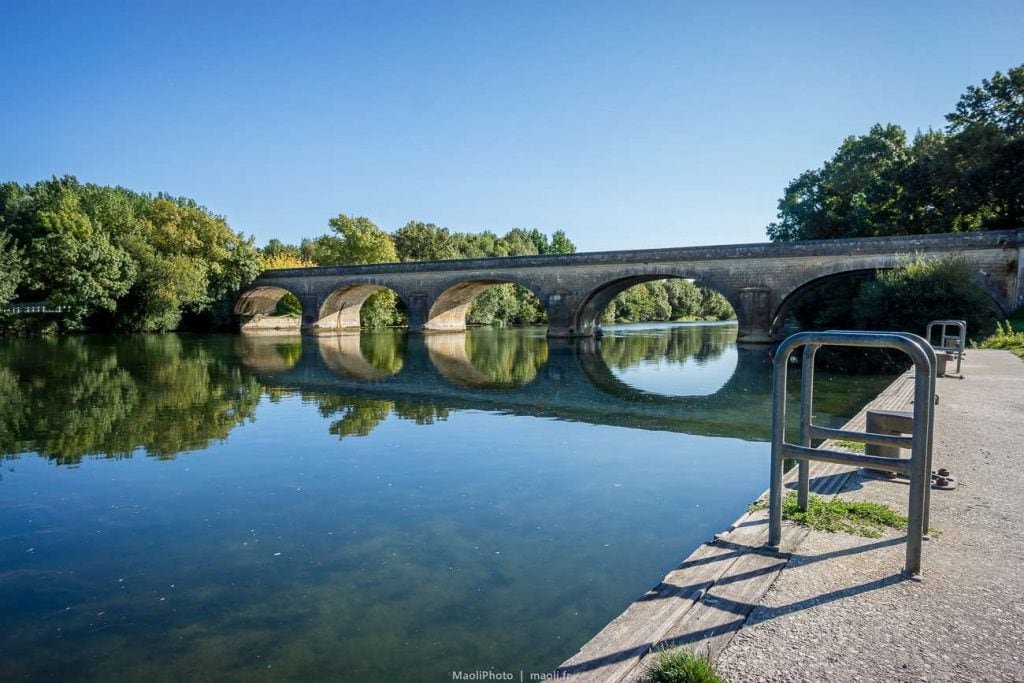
left=0, top=323, right=891, bottom=681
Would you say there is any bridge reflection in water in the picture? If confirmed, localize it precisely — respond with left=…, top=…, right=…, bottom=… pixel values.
left=237, top=323, right=780, bottom=442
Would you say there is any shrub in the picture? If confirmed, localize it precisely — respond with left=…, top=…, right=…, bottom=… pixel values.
left=645, top=648, right=722, bottom=683
left=854, top=253, right=996, bottom=334
left=976, top=318, right=1024, bottom=358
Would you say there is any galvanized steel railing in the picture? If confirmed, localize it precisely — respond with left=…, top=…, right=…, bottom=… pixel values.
left=926, top=319, right=966, bottom=375
left=768, top=331, right=937, bottom=577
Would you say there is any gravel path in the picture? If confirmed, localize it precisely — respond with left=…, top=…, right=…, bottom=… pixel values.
left=715, top=349, right=1024, bottom=682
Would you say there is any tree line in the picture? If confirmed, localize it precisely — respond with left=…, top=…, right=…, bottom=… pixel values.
left=768, top=64, right=1023, bottom=242
left=260, top=215, right=734, bottom=327
left=769, top=63, right=1023, bottom=335
left=0, top=178, right=733, bottom=334
left=0, top=177, right=262, bottom=334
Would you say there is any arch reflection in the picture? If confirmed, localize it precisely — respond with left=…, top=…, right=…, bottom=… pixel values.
left=239, top=324, right=778, bottom=442
left=425, top=329, right=549, bottom=389
left=236, top=333, right=304, bottom=373
left=317, top=331, right=405, bottom=380
left=597, top=323, right=738, bottom=398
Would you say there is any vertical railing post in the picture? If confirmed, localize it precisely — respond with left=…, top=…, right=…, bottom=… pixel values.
left=768, top=342, right=793, bottom=550
left=798, top=344, right=818, bottom=511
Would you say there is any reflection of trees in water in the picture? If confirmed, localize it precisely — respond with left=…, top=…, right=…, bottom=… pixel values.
left=308, top=395, right=450, bottom=439
left=359, top=331, right=406, bottom=375
left=600, top=325, right=732, bottom=370
left=464, top=331, right=548, bottom=386
left=0, top=336, right=262, bottom=464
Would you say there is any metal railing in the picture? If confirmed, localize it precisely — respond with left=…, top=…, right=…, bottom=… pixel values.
left=768, top=331, right=937, bottom=577
left=0, top=302, right=71, bottom=315
left=926, top=319, right=966, bottom=375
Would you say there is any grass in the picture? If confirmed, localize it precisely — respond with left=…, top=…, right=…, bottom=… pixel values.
left=832, top=439, right=866, bottom=453
left=975, top=317, right=1024, bottom=359
left=645, top=648, right=722, bottom=683
left=749, top=491, right=907, bottom=539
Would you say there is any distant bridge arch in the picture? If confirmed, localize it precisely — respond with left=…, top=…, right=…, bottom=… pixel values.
left=570, top=271, right=738, bottom=337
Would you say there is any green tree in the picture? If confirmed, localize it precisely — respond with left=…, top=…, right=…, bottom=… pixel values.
left=664, top=279, right=702, bottom=319
left=547, top=229, right=577, bottom=254
left=393, top=221, right=458, bottom=261
left=854, top=254, right=996, bottom=334
left=495, top=228, right=541, bottom=257
left=767, top=64, right=1024, bottom=242
left=767, top=124, right=912, bottom=242
left=0, top=177, right=261, bottom=334
left=947, top=65, right=1024, bottom=136
left=0, top=231, right=22, bottom=308
left=322, top=214, right=398, bottom=265
left=24, top=181, right=136, bottom=328
left=698, top=287, right=735, bottom=321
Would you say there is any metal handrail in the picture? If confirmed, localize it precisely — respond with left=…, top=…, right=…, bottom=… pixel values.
left=926, top=319, right=966, bottom=375
left=769, top=331, right=936, bottom=577
left=0, top=302, right=72, bottom=314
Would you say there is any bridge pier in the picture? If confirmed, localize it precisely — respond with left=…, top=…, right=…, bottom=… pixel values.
left=545, top=292, right=583, bottom=338
left=406, top=293, right=430, bottom=333
left=734, top=287, right=777, bottom=344
left=298, top=294, right=322, bottom=331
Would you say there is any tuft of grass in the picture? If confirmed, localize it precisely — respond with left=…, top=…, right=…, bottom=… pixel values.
left=832, top=439, right=866, bottom=453
left=976, top=318, right=1024, bottom=359
left=645, top=648, right=722, bottom=683
left=748, top=491, right=906, bottom=538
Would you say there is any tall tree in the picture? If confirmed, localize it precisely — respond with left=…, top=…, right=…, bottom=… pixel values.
left=767, top=124, right=911, bottom=242
left=547, top=229, right=577, bottom=254
left=767, top=63, right=1024, bottom=242
left=321, top=214, right=398, bottom=265
left=0, top=231, right=22, bottom=307
left=393, top=221, right=458, bottom=261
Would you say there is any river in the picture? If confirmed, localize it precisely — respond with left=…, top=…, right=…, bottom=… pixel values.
left=0, top=323, right=891, bottom=681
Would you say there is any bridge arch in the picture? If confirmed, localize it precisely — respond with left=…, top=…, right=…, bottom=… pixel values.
left=770, top=260, right=1011, bottom=337
left=315, top=282, right=408, bottom=331
left=235, top=285, right=304, bottom=332
left=424, top=279, right=547, bottom=332
left=570, top=273, right=737, bottom=337
left=769, top=268, right=878, bottom=337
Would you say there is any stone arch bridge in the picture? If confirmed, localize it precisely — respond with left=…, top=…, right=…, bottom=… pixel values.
left=236, top=229, right=1023, bottom=342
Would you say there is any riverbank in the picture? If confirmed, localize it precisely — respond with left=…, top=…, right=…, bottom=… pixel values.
left=716, top=349, right=1024, bottom=681
left=557, top=349, right=1024, bottom=682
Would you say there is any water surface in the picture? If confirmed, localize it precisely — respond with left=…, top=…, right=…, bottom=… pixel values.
left=0, top=324, right=891, bottom=681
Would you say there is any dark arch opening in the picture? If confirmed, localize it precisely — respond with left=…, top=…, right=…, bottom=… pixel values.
left=574, top=276, right=736, bottom=336
left=235, top=286, right=303, bottom=332
left=315, top=284, right=408, bottom=331
left=425, top=280, right=546, bottom=332
left=770, top=269, right=878, bottom=337
left=772, top=263, right=1007, bottom=339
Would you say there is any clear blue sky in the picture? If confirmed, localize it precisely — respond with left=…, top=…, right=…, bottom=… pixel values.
left=2, top=1, right=1022, bottom=252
